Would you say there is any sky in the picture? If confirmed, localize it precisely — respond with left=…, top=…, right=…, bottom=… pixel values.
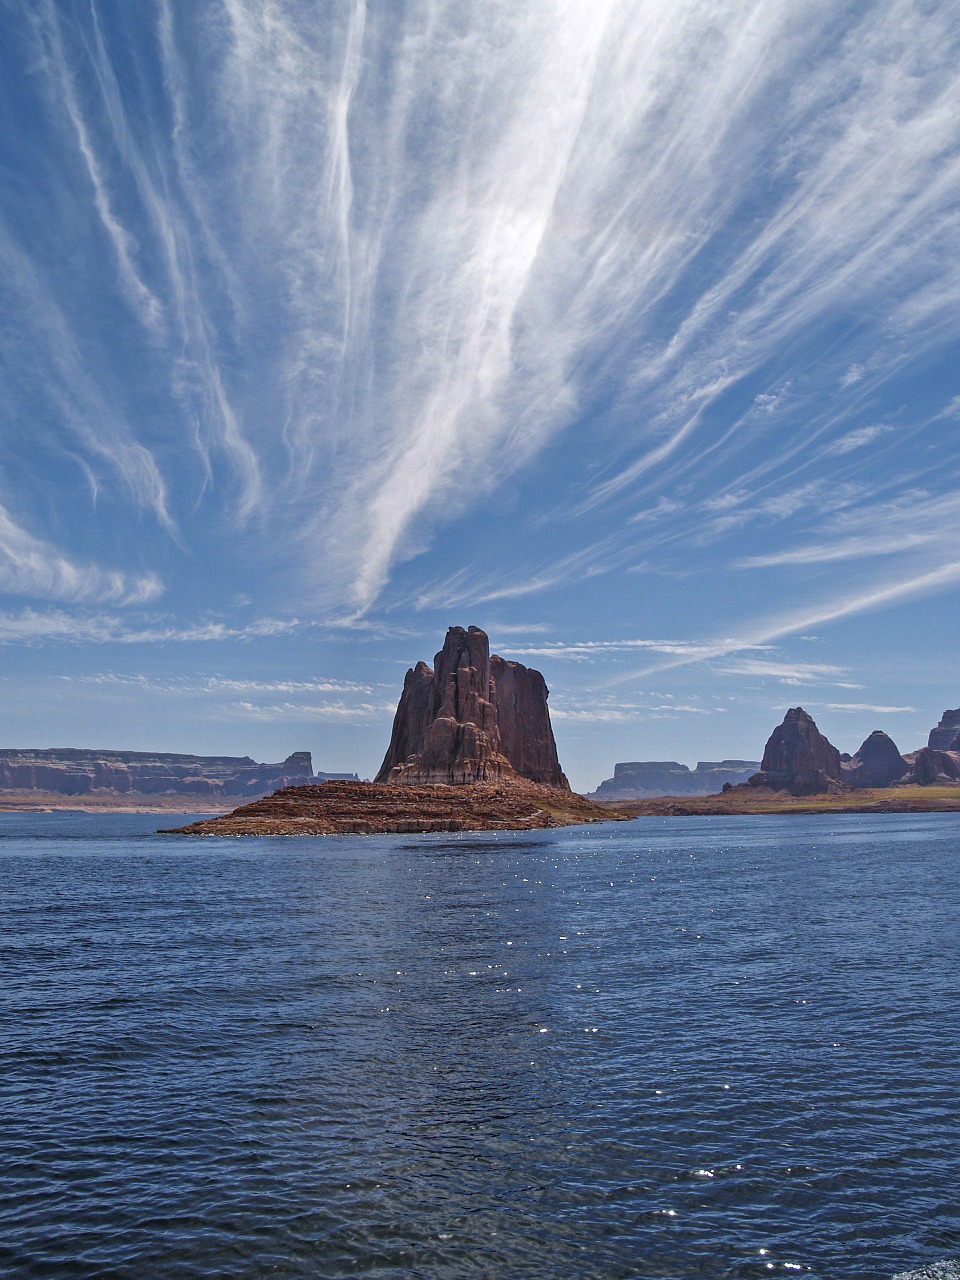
left=1, top=0, right=958, bottom=792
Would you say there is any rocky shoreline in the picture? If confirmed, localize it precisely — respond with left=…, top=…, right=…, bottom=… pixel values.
left=0, top=791, right=234, bottom=814
left=597, top=784, right=960, bottom=817
left=163, top=779, right=624, bottom=836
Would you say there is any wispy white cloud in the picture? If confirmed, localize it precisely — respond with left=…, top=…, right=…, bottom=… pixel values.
left=71, top=672, right=377, bottom=695
left=4, top=0, right=960, bottom=626
left=549, top=696, right=723, bottom=722
left=235, top=699, right=394, bottom=722
left=34, top=0, right=164, bottom=335
left=823, top=425, right=893, bottom=456
left=840, top=363, right=866, bottom=387
left=615, top=558, right=960, bottom=682
left=57, top=668, right=393, bottom=723
left=0, top=609, right=305, bottom=645
left=735, top=489, right=960, bottom=569
left=823, top=702, right=915, bottom=714
left=0, top=505, right=162, bottom=605
left=506, top=638, right=747, bottom=661
left=0, top=220, right=175, bottom=528
left=714, top=657, right=854, bottom=684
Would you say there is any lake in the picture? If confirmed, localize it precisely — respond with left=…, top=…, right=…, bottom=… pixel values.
left=1, top=810, right=958, bottom=1279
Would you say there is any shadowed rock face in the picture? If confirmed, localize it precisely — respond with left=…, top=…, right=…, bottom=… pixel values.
left=898, top=747, right=960, bottom=786
left=928, top=708, right=960, bottom=751
left=842, top=730, right=909, bottom=788
left=375, top=625, right=569, bottom=789
left=748, top=707, right=845, bottom=795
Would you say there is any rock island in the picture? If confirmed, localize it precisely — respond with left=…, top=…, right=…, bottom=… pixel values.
left=167, top=626, right=621, bottom=836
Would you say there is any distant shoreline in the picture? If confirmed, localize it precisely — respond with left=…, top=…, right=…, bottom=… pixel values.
left=0, top=792, right=233, bottom=814
left=598, top=784, right=960, bottom=816
left=4, top=783, right=960, bottom=820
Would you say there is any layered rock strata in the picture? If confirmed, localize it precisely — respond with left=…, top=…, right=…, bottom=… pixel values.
left=747, top=708, right=845, bottom=795
left=375, top=625, right=568, bottom=789
left=928, top=708, right=960, bottom=752
left=165, top=780, right=616, bottom=837
left=0, top=748, right=347, bottom=798
left=590, top=759, right=759, bottom=800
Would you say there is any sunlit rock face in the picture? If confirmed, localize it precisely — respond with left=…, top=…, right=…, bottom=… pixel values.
left=928, top=708, right=960, bottom=751
left=842, top=730, right=909, bottom=788
left=375, top=626, right=569, bottom=789
left=747, top=707, right=845, bottom=795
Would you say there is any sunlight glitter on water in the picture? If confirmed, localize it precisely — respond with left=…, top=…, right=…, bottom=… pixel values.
left=0, top=811, right=959, bottom=1279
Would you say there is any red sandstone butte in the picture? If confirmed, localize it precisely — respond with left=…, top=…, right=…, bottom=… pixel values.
left=375, top=625, right=569, bottom=789
left=746, top=706, right=846, bottom=796
left=165, top=626, right=620, bottom=837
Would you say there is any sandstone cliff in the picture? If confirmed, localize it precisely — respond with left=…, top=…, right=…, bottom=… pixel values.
left=928, top=708, right=960, bottom=751
left=375, top=625, right=568, bottom=789
left=747, top=708, right=845, bottom=795
left=0, top=748, right=350, bottom=798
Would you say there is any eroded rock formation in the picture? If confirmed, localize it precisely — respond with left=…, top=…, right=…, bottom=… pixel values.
left=165, top=779, right=616, bottom=837
left=0, top=747, right=348, bottom=798
left=375, top=625, right=568, bottom=789
left=897, top=747, right=960, bottom=786
left=589, top=759, right=759, bottom=800
left=841, top=730, right=909, bottom=788
left=747, top=707, right=845, bottom=795
left=928, top=708, right=960, bottom=751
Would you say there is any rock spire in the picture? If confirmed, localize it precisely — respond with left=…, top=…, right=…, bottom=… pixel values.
left=375, top=625, right=569, bottom=789
left=842, top=730, right=908, bottom=788
left=748, top=707, right=844, bottom=795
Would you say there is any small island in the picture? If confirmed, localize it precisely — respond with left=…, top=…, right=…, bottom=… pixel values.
left=166, top=626, right=623, bottom=836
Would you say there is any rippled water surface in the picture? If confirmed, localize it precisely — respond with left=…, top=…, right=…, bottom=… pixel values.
left=2, top=810, right=959, bottom=1279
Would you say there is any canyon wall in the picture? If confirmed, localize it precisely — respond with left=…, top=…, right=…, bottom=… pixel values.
left=0, top=748, right=353, bottom=798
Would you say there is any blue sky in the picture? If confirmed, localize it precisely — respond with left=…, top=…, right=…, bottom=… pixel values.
left=1, top=0, right=958, bottom=791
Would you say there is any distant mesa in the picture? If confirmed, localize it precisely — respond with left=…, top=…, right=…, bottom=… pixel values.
left=0, top=747, right=354, bottom=799
left=589, top=759, right=759, bottom=800
left=375, top=624, right=569, bottom=789
left=928, top=707, right=960, bottom=752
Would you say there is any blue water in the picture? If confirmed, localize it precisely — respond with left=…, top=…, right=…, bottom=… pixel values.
left=1, top=810, right=958, bottom=1279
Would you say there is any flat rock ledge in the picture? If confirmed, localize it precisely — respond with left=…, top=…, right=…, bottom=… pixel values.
left=162, top=779, right=622, bottom=837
